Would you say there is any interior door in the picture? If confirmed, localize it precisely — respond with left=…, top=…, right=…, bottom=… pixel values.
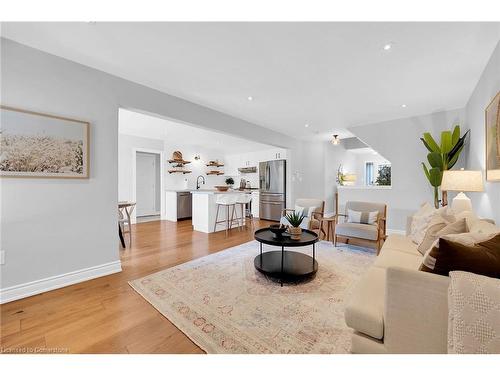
left=136, top=152, right=158, bottom=217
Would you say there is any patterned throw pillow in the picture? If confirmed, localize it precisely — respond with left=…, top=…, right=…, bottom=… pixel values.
left=347, top=209, right=378, bottom=225
left=448, top=271, right=500, bottom=354
left=410, top=202, right=436, bottom=245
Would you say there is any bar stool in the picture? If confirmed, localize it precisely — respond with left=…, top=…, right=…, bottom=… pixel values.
left=236, top=193, right=254, bottom=230
left=214, top=194, right=240, bottom=235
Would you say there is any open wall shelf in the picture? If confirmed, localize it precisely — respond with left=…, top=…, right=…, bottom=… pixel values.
left=168, top=170, right=192, bottom=174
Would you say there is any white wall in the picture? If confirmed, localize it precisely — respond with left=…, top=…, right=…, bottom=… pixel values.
left=118, top=134, right=164, bottom=202
left=0, top=38, right=312, bottom=299
left=465, top=40, right=500, bottom=224
left=323, top=142, right=356, bottom=214
left=346, top=108, right=466, bottom=231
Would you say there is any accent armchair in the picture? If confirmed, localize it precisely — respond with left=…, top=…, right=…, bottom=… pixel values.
left=281, top=198, right=326, bottom=238
left=334, top=201, right=387, bottom=254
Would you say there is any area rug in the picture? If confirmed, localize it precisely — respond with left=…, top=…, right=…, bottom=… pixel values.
left=129, top=240, right=376, bottom=353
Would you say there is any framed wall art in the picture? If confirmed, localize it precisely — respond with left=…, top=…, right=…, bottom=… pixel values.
left=0, top=105, right=89, bottom=178
left=485, top=91, right=500, bottom=181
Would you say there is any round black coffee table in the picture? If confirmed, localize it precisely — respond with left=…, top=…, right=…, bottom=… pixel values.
left=254, top=228, right=319, bottom=286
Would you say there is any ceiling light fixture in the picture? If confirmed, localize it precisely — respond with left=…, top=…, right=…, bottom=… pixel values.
left=401, top=104, right=407, bottom=108
left=247, top=96, right=253, bottom=101
left=383, top=43, right=393, bottom=51
left=331, top=134, right=340, bottom=146
left=304, top=123, right=309, bottom=128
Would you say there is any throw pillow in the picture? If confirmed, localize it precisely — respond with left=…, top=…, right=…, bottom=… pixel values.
left=410, top=202, right=436, bottom=245
left=420, top=233, right=500, bottom=278
left=454, top=210, right=479, bottom=231
left=347, top=209, right=378, bottom=225
left=448, top=271, right=500, bottom=354
left=417, top=218, right=468, bottom=255
left=441, top=231, right=498, bottom=247
left=469, top=219, right=500, bottom=235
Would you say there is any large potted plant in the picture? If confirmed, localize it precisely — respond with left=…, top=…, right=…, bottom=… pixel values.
left=420, top=125, right=469, bottom=208
left=285, top=211, right=306, bottom=240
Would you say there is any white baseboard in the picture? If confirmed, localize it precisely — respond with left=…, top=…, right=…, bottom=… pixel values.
left=387, top=228, right=406, bottom=235
left=0, top=260, right=122, bottom=304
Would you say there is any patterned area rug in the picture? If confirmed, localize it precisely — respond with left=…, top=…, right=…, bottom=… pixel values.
left=129, top=240, right=376, bottom=353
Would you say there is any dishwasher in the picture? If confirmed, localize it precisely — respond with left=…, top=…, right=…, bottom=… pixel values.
left=177, top=192, right=192, bottom=220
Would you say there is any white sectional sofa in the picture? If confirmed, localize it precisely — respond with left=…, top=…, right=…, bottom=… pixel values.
left=345, top=226, right=451, bottom=353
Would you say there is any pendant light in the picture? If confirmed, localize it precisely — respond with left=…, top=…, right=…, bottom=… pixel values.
left=331, top=134, right=340, bottom=145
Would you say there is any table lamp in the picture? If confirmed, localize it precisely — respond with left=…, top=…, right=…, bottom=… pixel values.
left=441, top=169, right=484, bottom=213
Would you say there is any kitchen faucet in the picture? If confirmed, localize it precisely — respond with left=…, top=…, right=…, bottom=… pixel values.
left=196, top=175, right=206, bottom=190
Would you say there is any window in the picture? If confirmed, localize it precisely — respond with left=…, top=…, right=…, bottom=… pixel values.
left=365, top=162, right=374, bottom=185
left=365, top=162, right=392, bottom=186
left=375, top=164, right=392, bottom=186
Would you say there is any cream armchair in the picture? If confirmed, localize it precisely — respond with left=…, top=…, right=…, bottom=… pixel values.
left=281, top=198, right=326, bottom=238
left=334, top=201, right=387, bottom=254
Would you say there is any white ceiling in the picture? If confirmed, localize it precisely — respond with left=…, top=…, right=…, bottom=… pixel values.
left=119, top=108, right=274, bottom=154
left=3, top=22, right=500, bottom=140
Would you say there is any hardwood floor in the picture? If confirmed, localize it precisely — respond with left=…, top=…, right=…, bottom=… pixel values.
left=0, top=219, right=274, bottom=354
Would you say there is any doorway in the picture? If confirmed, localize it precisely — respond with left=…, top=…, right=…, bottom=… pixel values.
left=135, top=151, right=161, bottom=221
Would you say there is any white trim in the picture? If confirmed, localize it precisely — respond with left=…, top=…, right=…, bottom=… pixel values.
left=0, top=261, right=122, bottom=304
left=387, top=228, right=406, bottom=235
left=132, top=147, right=165, bottom=223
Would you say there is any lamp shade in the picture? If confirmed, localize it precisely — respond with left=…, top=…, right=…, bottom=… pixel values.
left=441, top=170, right=484, bottom=192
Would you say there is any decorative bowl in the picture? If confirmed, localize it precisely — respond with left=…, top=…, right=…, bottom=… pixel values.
left=214, top=185, right=230, bottom=192
left=269, top=224, right=287, bottom=237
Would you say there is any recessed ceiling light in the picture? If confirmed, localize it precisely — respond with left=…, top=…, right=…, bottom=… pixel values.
left=304, top=124, right=309, bottom=128
left=247, top=96, right=253, bottom=101
left=383, top=43, right=393, bottom=51
left=401, top=104, right=407, bottom=108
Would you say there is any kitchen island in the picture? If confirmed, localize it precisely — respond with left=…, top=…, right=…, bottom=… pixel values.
left=191, top=190, right=254, bottom=233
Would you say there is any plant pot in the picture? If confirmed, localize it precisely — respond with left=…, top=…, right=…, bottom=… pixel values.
left=288, top=226, right=302, bottom=240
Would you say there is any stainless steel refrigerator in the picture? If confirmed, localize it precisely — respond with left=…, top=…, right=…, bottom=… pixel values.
left=259, top=160, right=286, bottom=221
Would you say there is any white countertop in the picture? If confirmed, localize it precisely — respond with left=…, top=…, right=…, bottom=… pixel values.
left=167, top=188, right=259, bottom=194
left=191, top=189, right=257, bottom=194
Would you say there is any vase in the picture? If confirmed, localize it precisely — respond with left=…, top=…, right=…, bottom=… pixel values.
left=288, top=226, right=302, bottom=240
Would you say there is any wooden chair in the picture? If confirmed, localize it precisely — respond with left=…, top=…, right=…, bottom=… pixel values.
left=334, top=200, right=387, bottom=254
left=118, top=202, right=136, bottom=246
left=281, top=198, right=326, bottom=238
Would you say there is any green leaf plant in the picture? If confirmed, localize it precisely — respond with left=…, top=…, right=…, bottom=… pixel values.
left=420, top=125, right=470, bottom=208
left=285, top=211, right=306, bottom=228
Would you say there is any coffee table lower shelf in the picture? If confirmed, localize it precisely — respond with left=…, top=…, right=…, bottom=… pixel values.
left=254, top=250, right=318, bottom=284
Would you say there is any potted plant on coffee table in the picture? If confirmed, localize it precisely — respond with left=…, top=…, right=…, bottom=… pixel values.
left=285, top=211, right=306, bottom=240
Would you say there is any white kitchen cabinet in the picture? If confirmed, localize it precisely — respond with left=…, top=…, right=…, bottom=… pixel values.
left=251, top=191, right=260, bottom=218
left=165, top=191, right=178, bottom=221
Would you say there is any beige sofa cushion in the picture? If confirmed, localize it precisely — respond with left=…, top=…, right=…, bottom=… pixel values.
left=345, top=267, right=386, bottom=340
left=374, top=249, right=423, bottom=270
left=335, top=222, right=378, bottom=241
left=382, top=234, right=421, bottom=256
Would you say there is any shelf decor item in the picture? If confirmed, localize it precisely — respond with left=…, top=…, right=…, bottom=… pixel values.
left=420, top=125, right=469, bottom=208
left=167, top=150, right=192, bottom=174
left=225, top=177, right=234, bottom=186
left=486, top=91, right=500, bottom=181
left=285, top=211, right=306, bottom=240
left=0, top=105, right=90, bottom=178
left=206, top=160, right=224, bottom=167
